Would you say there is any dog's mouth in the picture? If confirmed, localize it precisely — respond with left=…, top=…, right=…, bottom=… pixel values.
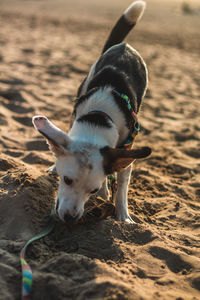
left=63, top=214, right=80, bottom=223
left=55, top=197, right=116, bottom=224
left=55, top=199, right=82, bottom=223
left=56, top=211, right=81, bottom=224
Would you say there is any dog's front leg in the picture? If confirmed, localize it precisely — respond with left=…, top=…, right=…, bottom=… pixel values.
left=97, top=178, right=109, bottom=200
left=115, top=165, right=134, bottom=223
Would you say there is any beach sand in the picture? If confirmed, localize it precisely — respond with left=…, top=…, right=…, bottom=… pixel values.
left=0, top=0, right=200, bottom=299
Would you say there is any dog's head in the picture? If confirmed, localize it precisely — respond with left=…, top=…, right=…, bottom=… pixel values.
left=32, top=116, right=151, bottom=222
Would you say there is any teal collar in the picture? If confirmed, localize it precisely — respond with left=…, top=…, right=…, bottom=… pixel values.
left=111, top=89, right=140, bottom=148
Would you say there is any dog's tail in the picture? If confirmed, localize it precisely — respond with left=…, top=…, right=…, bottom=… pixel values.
left=102, top=1, right=146, bottom=54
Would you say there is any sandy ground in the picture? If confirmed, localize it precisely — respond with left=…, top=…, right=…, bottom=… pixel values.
left=0, top=0, right=200, bottom=299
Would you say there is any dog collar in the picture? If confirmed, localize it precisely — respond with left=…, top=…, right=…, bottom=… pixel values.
left=111, top=89, right=140, bottom=149
left=76, top=87, right=140, bottom=149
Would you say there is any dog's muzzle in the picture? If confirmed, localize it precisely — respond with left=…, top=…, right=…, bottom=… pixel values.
left=56, top=198, right=81, bottom=223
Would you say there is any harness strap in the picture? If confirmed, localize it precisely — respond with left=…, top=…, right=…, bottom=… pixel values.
left=112, top=90, right=140, bottom=149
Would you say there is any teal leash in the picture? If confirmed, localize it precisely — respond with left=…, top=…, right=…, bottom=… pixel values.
left=20, top=208, right=57, bottom=300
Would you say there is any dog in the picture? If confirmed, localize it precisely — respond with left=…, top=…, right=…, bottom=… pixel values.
left=32, top=1, right=151, bottom=223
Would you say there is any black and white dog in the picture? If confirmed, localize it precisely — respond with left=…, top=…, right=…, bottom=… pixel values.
left=33, top=1, right=151, bottom=223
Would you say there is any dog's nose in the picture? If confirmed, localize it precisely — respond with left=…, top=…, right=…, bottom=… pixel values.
left=64, top=213, right=76, bottom=222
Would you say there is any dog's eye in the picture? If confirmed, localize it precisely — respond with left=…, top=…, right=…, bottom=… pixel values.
left=64, top=176, right=73, bottom=186
left=90, top=188, right=99, bottom=195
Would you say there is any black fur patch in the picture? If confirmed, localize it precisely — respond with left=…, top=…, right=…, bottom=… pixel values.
left=77, top=112, right=112, bottom=128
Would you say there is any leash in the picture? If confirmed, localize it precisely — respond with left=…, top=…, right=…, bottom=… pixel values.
left=20, top=208, right=57, bottom=300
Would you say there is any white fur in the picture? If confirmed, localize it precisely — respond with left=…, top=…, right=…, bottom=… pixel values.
left=69, top=122, right=117, bottom=148
left=55, top=152, right=105, bottom=221
left=115, top=165, right=133, bottom=223
left=33, top=116, right=71, bottom=146
left=124, top=1, right=146, bottom=24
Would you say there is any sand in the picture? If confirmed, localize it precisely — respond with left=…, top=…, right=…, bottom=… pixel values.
left=0, top=0, right=200, bottom=299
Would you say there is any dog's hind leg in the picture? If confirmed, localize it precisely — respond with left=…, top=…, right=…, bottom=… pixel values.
left=115, top=165, right=135, bottom=223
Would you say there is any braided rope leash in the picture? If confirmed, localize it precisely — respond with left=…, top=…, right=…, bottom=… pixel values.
left=20, top=209, right=57, bottom=300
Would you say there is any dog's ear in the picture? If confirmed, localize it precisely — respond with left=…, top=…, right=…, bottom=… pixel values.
left=100, top=146, right=151, bottom=174
left=32, top=116, right=72, bottom=157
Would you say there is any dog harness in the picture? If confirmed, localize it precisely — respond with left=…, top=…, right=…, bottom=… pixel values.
left=76, top=87, right=140, bottom=149
left=111, top=89, right=140, bottom=149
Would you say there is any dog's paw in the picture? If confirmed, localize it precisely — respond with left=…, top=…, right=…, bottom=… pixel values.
left=116, top=211, right=136, bottom=223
